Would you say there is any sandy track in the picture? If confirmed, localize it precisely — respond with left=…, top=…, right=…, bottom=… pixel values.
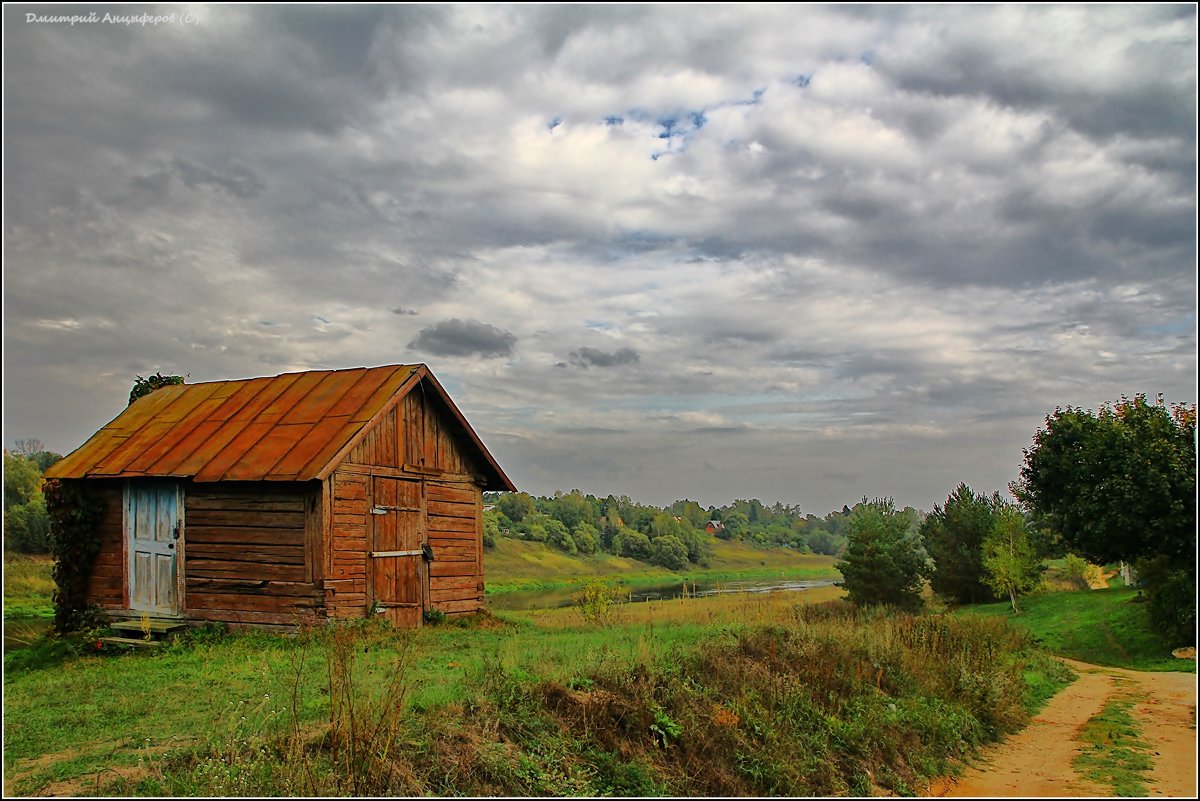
left=925, top=659, right=1197, bottom=798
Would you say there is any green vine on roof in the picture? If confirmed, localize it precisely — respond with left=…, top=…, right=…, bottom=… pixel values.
left=44, top=479, right=106, bottom=633
left=129, top=372, right=185, bottom=406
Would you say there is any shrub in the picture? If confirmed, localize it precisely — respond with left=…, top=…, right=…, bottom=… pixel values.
left=615, top=529, right=653, bottom=560
left=1059, top=554, right=1092, bottom=590
left=650, top=534, right=689, bottom=570
left=571, top=523, right=599, bottom=555
left=483, top=514, right=500, bottom=549
left=1138, top=557, right=1197, bottom=647
left=573, top=580, right=621, bottom=626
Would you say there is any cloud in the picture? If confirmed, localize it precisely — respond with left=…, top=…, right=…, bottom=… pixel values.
left=408, top=319, right=517, bottom=358
left=2, top=4, right=1194, bottom=514
left=569, top=346, right=641, bottom=368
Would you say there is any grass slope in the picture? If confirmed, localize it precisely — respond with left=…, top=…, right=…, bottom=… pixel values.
left=3, top=605, right=1068, bottom=797
left=485, top=537, right=840, bottom=595
left=2, top=554, right=55, bottom=621
left=955, top=586, right=1192, bottom=673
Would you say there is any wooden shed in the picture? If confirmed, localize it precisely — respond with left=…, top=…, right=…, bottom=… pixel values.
left=44, top=364, right=516, bottom=629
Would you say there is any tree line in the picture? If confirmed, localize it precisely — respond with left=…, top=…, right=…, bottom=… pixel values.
left=836, top=394, right=1195, bottom=647
left=4, top=439, right=63, bottom=553
left=480, top=490, right=870, bottom=570
left=7, top=387, right=1193, bottom=645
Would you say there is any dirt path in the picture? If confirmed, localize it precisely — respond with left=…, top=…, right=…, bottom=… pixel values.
left=926, top=659, right=1197, bottom=798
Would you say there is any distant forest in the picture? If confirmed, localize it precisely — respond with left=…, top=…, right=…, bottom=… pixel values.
left=482, top=489, right=922, bottom=570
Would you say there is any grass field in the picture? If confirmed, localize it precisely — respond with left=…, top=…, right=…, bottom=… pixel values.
left=3, top=601, right=1068, bottom=797
left=4, top=541, right=1184, bottom=795
left=954, top=585, right=1192, bottom=673
left=2, top=554, right=54, bottom=621
left=484, top=537, right=841, bottom=595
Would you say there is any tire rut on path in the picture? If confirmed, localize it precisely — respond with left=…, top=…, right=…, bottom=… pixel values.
left=924, top=658, right=1197, bottom=798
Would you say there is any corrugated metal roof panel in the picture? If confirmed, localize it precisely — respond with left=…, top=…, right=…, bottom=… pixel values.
left=43, top=363, right=516, bottom=490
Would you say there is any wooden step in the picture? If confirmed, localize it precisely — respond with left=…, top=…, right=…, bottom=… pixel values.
left=109, top=620, right=187, bottom=635
left=99, top=636, right=164, bottom=649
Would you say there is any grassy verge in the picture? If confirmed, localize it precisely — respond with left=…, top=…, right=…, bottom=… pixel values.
left=485, top=537, right=840, bottom=595
left=1074, top=689, right=1152, bottom=796
left=4, top=602, right=1068, bottom=797
left=954, top=586, right=1192, bottom=673
left=3, top=553, right=55, bottom=620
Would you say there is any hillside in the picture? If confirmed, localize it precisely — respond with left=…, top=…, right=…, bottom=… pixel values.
left=484, top=536, right=841, bottom=595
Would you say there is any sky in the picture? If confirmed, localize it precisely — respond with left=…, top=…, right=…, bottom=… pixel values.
left=3, top=4, right=1197, bottom=516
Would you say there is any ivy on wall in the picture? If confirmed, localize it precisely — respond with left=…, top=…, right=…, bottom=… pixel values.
left=44, top=479, right=105, bottom=633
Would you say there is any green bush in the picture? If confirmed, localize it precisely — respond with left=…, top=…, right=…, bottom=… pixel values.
left=1060, top=554, right=1092, bottom=590
left=571, top=523, right=599, bottom=555
left=651, top=534, right=689, bottom=570
left=614, top=528, right=652, bottom=560
left=1146, top=569, right=1196, bottom=648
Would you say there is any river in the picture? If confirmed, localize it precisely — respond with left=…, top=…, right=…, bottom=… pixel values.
left=488, top=577, right=840, bottom=611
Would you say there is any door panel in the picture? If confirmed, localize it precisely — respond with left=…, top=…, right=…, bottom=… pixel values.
left=127, top=483, right=181, bottom=614
left=369, top=477, right=426, bottom=627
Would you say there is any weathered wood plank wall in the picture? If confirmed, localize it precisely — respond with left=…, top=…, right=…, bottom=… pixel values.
left=86, top=482, right=125, bottom=609
left=183, top=484, right=323, bottom=626
left=332, top=380, right=484, bottom=619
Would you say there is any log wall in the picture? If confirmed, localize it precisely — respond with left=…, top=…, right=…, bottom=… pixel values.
left=86, top=481, right=125, bottom=609
left=183, top=483, right=324, bottom=626
left=426, top=480, right=483, bottom=614
left=323, top=471, right=370, bottom=618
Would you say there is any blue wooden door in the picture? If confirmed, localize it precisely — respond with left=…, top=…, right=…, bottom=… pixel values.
left=126, top=483, right=182, bottom=614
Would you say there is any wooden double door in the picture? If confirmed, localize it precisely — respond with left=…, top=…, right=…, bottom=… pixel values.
left=368, top=477, right=429, bottom=626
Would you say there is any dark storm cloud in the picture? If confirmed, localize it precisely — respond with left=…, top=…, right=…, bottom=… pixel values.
left=3, top=4, right=1195, bottom=514
left=409, top=319, right=517, bottom=358
left=569, top=346, right=641, bottom=368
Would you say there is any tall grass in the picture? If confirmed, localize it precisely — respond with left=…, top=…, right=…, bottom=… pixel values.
left=143, top=602, right=1070, bottom=797
left=3, top=553, right=55, bottom=620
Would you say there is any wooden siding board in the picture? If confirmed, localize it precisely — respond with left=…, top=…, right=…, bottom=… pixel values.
left=427, top=500, right=474, bottom=519
left=428, top=515, right=476, bottom=533
left=428, top=484, right=476, bottom=504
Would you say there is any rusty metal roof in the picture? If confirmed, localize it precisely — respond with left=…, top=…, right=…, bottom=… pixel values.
left=45, top=364, right=516, bottom=490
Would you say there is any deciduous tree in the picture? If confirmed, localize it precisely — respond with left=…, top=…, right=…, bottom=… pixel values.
left=982, top=504, right=1044, bottom=614
left=1014, top=395, right=1196, bottom=568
